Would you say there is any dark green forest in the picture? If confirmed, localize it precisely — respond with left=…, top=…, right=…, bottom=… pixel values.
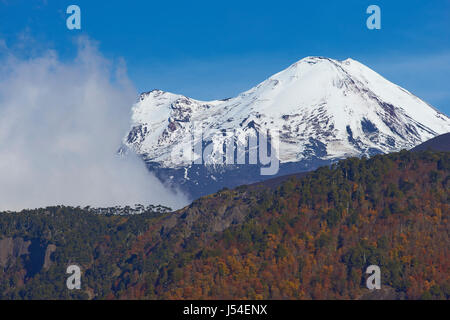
left=0, top=150, right=448, bottom=299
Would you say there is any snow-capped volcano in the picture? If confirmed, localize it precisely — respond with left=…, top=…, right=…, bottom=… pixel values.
left=125, top=56, right=450, bottom=198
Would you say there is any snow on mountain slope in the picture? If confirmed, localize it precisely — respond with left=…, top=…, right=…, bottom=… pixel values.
left=125, top=56, right=450, bottom=170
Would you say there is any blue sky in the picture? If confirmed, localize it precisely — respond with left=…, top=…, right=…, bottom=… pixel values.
left=1, top=0, right=449, bottom=114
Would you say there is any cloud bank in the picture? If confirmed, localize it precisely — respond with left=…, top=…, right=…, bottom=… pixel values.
left=0, top=38, right=189, bottom=211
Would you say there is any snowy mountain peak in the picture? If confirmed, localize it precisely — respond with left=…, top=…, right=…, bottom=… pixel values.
left=125, top=57, right=450, bottom=170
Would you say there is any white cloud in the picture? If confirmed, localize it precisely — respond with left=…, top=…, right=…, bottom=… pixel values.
left=0, top=37, right=189, bottom=211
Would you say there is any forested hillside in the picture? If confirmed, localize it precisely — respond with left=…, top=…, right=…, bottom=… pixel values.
left=0, top=150, right=448, bottom=300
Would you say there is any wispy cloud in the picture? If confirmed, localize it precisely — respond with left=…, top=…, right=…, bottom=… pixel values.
left=0, top=37, right=188, bottom=211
